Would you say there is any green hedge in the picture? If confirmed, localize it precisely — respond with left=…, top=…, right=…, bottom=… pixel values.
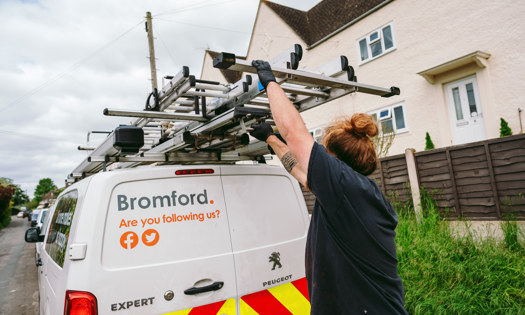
left=0, top=184, right=15, bottom=229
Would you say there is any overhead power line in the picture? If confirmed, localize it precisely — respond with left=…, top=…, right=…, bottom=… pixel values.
left=0, top=0, right=246, bottom=114
left=0, top=129, right=58, bottom=141
left=154, top=0, right=241, bottom=17
left=0, top=20, right=144, bottom=114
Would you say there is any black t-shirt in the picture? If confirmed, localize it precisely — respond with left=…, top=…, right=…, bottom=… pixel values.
left=306, top=142, right=407, bottom=314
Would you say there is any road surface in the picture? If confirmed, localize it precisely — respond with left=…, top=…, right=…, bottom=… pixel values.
left=0, top=216, right=39, bottom=315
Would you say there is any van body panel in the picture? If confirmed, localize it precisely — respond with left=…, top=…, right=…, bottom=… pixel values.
left=40, top=177, right=91, bottom=315
left=221, top=172, right=308, bottom=300
left=96, top=170, right=237, bottom=313
left=38, top=165, right=310, bottom=314
left=102, top=175, right=230, bottom=268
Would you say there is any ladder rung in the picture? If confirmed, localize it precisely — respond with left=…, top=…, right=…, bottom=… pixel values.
left=104, top=108, right=209, bottom=122
left=194, top=82, right=230, bottom=92
left=159, top=79, right=194, bottom=111
left=247, top=98, right=269, bottom=106
left=185, top=90, right=228, bottom=98
left=167, top=105, right=194, bottom=112
left=143, top=126, right=161, bottom=131
left=172, top=99, right=195, bottom=106
left=281, top=85, right=329, bottom=98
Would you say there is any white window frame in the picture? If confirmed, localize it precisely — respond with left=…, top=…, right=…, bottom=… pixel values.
left=369, top=103, right=408, bottom=135
left=309, top=126, right=325, bottom=144
left=357, top=22, right=396, bottom=64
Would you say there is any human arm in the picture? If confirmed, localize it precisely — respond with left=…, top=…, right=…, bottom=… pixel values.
left=266, top=134, right=307, bottom=187
left=251, top=60, right=315, bottom=175
left=249, top=123, right=308, bottom=187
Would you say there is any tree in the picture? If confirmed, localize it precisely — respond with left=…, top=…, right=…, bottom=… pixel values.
left=12, top=185, right=30, bottom=206
left=0, top=183, right=15, bottom=228
left=500, top=118, right=513, bottom=137
left=372, top=122, right=396, bottom=158
left=425, top=132, right=435, bottom=150
left=33, top=178, right=56, bottom=204
left=0, top=177, right=13, bottom=186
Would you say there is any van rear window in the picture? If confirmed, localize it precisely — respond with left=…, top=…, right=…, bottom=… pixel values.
left=45, top=190, right=78, bottom=267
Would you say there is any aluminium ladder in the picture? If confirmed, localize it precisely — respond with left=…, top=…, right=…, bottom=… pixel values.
left=67, top=44, right=399, bottom=183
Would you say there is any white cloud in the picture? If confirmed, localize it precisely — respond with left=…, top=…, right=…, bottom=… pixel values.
left=0, top=0, right=320, bottom=199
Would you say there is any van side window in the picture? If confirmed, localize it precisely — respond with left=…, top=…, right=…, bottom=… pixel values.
left=45, top=190, right=78, bottom=267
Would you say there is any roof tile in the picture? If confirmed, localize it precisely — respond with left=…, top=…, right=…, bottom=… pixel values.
left=264, top=0, right=388, bottom=46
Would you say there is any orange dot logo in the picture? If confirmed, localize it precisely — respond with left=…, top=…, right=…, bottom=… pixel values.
left=120, top=231, right=139, bottom=249
left=142, top=229, right=160, bottom=247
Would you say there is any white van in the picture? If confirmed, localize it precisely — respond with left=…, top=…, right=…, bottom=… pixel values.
left=26, top=164, right=310, bottom=315
left=32, top=207, right=53, bottom=300
left=35, top=208, right=49, bottom=234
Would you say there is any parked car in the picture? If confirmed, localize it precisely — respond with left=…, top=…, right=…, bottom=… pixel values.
left=25, top=164, right=310, bottom=315
left=25, top=209, right=51, bottom=266
left=17, top=211, right=24, bottom=218
left=22, top=207, right=31, bottom=220
left=35, top=208, right=48, bottom=233
left=30, top=209, right=41, bottom=227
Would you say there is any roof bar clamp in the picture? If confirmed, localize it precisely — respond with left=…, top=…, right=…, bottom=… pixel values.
left=289, top=44, right=303, bottom=70
left=382, top=86, right=401, bottom=98
left=145, top=88, right=160, bottom=111
left=213, top=52, right=236, bottom=69
left=103, top=155, right=110, bottom=172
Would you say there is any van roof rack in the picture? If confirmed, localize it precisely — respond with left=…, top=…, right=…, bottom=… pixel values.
left=67, top=43, right=399, bottom=183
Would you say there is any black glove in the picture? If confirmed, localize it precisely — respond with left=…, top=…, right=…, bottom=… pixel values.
left=252, top=60, right=276, bottom=89
left=250, top=122, right=274, bottom=142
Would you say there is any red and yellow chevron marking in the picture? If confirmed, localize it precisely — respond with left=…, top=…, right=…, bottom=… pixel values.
left=162, top=278, right=310, bottom=315
left=163, top=298, right=236, bottom=315
left=240, top=278, right=310, bottom=315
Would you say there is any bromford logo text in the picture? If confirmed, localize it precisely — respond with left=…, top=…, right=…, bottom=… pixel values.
left=117, top=189, right=212, bottom=211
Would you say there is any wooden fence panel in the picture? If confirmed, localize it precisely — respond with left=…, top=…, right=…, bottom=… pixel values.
left=415, top=150, right=458, bottom=217
left=380, top=155, right=411, bottom=208
left=414, top=134, right=525, bottom=220
left=449, top=145, right=497, bottom=219
left=489, top=136, right=525, bottom=219
left=300, top=134, right=525, bottom=220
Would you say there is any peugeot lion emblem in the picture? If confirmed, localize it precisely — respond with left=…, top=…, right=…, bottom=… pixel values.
left=269, top=252, right=282, bottom=270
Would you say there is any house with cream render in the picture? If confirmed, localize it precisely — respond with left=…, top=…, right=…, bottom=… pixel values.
left=200, top=0, right=525, bottom=156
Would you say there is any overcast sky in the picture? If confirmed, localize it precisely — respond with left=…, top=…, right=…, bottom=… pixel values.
left=0, top=0, right=321, bottom=199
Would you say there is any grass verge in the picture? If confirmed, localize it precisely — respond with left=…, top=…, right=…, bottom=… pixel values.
left=396, top=194, right=525, bottom=314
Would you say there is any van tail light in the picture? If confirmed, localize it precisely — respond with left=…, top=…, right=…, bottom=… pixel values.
left=175, top=169, right=214, bottom=175
left=64, top=290, right=97, bottom=315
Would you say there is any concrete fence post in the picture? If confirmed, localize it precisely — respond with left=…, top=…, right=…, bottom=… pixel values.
left=405, top=148, right=422, bottom=223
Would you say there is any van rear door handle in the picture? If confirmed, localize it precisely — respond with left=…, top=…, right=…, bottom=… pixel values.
left=184, top=281, right=224, bottom=295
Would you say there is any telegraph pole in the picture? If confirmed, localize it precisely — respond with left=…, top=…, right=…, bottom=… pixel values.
left=145, top=12, right=158, bottom=91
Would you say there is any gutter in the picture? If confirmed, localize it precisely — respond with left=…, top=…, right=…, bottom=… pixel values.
left=306, top=0, right=395, bottom=50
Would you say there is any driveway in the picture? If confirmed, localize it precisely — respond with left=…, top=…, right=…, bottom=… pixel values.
left=0, top=216, right=39, bottom=315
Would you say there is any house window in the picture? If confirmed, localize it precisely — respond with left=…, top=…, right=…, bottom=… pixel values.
left=369, top=103, right=407, bottom=134
left=309, top=127, right=324, bottom=143
left=358, top=23, right=395, bottom=63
